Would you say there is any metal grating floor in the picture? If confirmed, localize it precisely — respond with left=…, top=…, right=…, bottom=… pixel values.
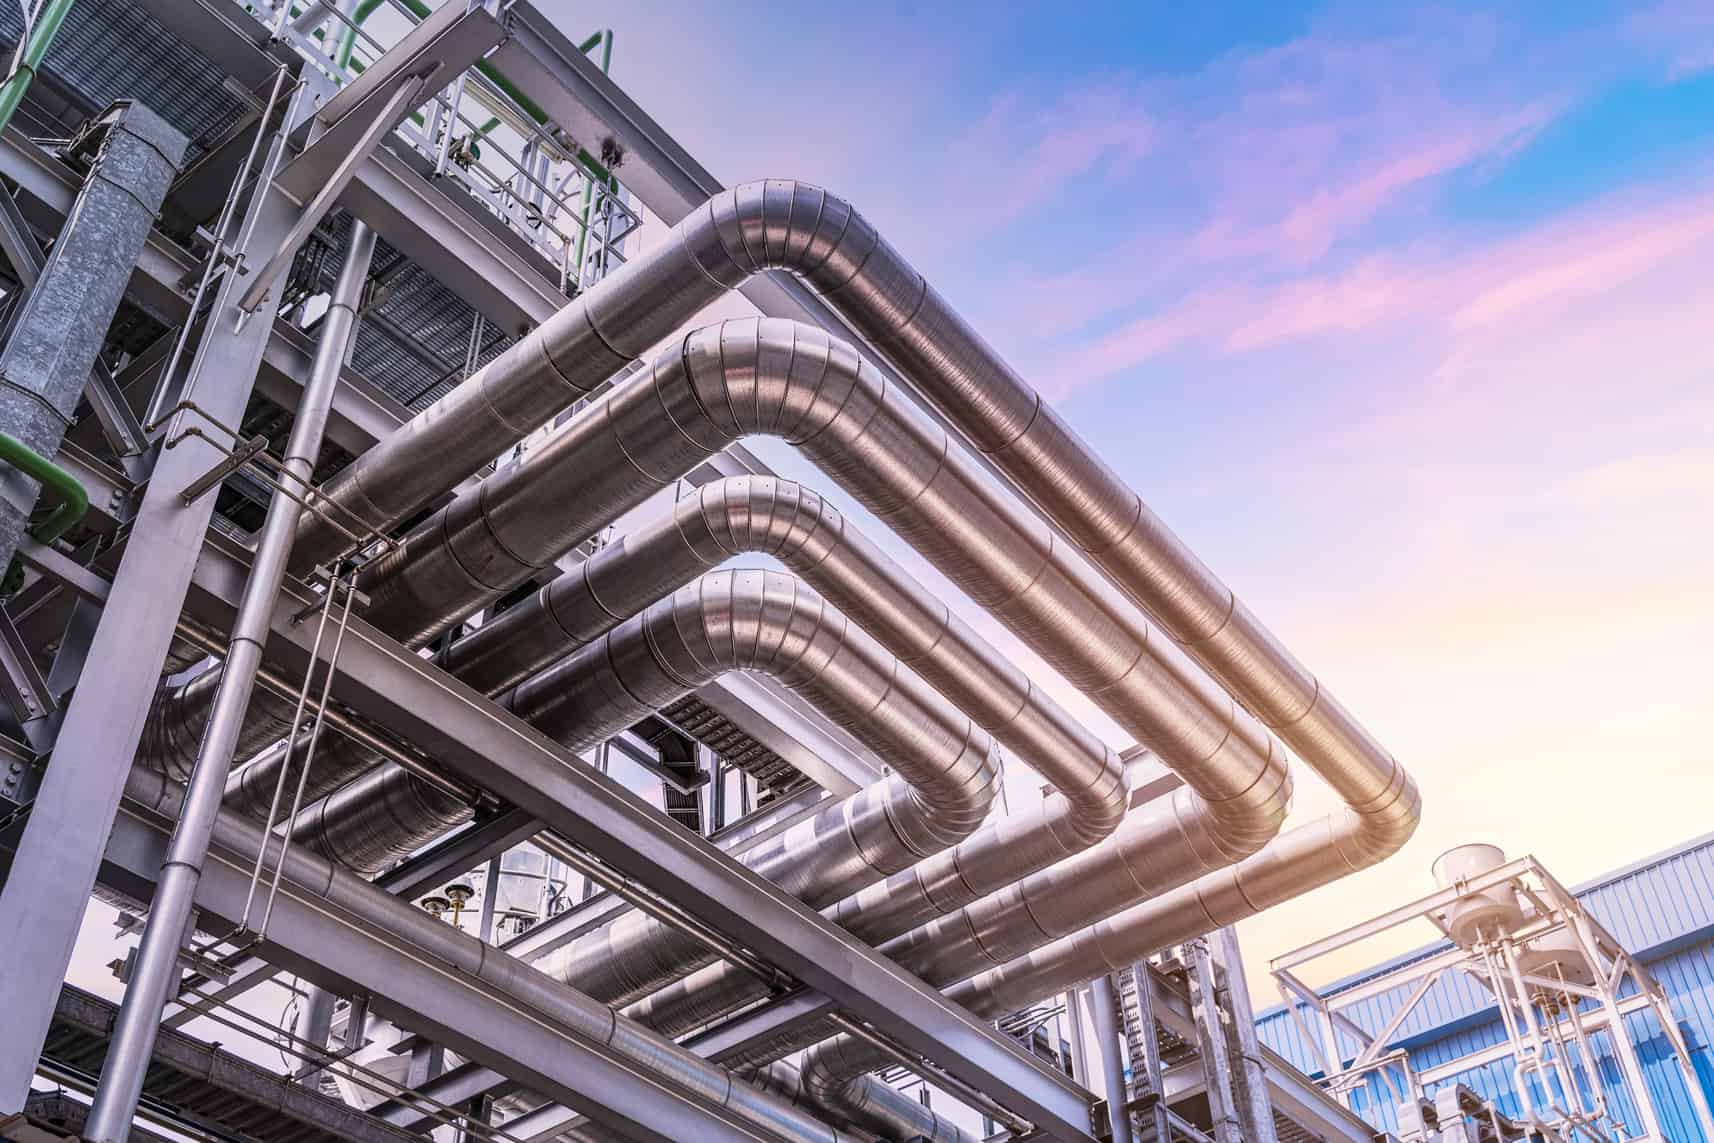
left=39, top=985, right=424, bottom=1143
left=0, top=0, right=246, bottom=162
left=658, top=694, right=814, bottom=800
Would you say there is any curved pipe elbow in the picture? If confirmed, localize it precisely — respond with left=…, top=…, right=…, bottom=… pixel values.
left=509, top=569, right=1000, bottom=858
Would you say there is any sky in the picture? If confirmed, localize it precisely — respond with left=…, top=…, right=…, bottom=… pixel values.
left=558, top=0, right=1714, bottom=993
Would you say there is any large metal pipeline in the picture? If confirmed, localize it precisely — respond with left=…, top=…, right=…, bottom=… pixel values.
left=288, top=182, right=1409, bottom=888
left=622, top=774, right=1209, bottom=1040
left=788, top=810, right=1419, bottom=1138
left=345, top=318, right=1291, bottom=872
left=226, top=469, right=1128, bottom=882
left=497, top=570, right=997, bottom=1007
left=116, top=766, right=858, bottom=1143
left=752, top=1062, right=973, bottom=1143
left=293, top=568, right=999, bottom=886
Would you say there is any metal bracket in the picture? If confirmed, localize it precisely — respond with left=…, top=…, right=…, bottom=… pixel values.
left=176, top=431, right=269, bottom=505
left=0, top=607, right=54, bottom=743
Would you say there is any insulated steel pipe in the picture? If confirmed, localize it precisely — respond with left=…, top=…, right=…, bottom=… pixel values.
left=86, top=221, right=378, bottom=1142
left=753, top=1062, right=973, bottom=1143
left=503, top=570, right=1000, bottom=1007
left=272, top=564, right=1000, bottom=882
left=117, top=766, right=858, bottom=1143
left=793, top=811, right=1420, bottom=1138
left=290, top=183, right=1409, bottom=888
left=227, top=471, right=1124, bottom=880
left=446, top=474, right=1125, bottom=849
left=352, top=318, right=1291, bottom=865
left=623, top=776, right=1220, bottom=1041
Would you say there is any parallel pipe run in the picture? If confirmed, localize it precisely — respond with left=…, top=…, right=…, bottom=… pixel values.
left=346, top=317, right=1289, bottom=861
left=117, top=766, right=857, bottom=1143
left=292, top=177, right=1411, bottom=869
left=503, top=569, right=1000, bottom=1007
left=85, top=220, right=379, bottom=1143
left=448, top=475, right=1134, bottom=922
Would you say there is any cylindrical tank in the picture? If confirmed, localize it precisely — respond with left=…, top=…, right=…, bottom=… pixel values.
left=1433, top=844, right=1525, bottom=947
left=1517, top=928, right=1598, bottom=988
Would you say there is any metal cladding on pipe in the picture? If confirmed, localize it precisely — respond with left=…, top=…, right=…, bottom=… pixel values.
left=623, top=778, right=1233, bottom=1041
left=118, top=768, right=857, bottom=1143
left=297, top=173, right=1406, bottom=874
left=361, top=318, right=1291, bottom=866
left=137, top=666, right=302, bottom=783
left=290, top=763, right=472, bottom=874
left=790, top=813, right=1422, bottom=1137
left=498, top=569, right=1001, bottom=1008
left=753, top=1062, right=973, bottom=1143
left=439, top=474, right=1135, bottom=946
left=448, top=474, right=1124, bottom=847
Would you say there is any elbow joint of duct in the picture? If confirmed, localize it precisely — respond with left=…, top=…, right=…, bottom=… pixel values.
left=508, top=569, right=1001, bottom=871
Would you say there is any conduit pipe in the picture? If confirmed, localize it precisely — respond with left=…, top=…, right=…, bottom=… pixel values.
left=623, top=775, right=1211, bottom=1041
left=498, top=570, right=998, bottom=1007
left=293, top=172, right=1410, bottom=875
left=345, top=318, right=1290, bottom=868
left=789, top=811, right=1419, bottom=1138
left=226, top=471, right=1124, bottom=876
left=117, top=765, right=858, bottom=1143
left=275, top=567, right=1000, bottom=885
left=288, top=184, right=1408, bottom=894
left=752, top=1062, right=973, bottom=1143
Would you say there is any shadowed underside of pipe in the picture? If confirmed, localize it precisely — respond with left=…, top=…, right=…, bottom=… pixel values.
left=290, top=181, right=1413, bottom=905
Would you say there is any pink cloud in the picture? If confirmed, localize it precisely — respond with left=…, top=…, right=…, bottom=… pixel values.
left=1628, top=0, right=1714, bottom=79
left=974, top=24, right=1568, bottom=348
left=1053, top=174, right=1714, bottom=394
left=935, top=81, right=1156, bottom=238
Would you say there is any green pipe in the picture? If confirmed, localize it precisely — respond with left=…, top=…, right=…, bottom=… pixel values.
left=0, top=0, right=78, bottom=138
left=570, top=29, right=613, bottom=286
left=0, top=431, right=90, bottom=544
left=335, top=0, right=616, bottom=185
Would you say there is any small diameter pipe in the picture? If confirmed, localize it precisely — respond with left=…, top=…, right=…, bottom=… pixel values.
left=0, top=430, right=89, bottom=543
left=83, top=222, right=378, bottom=1141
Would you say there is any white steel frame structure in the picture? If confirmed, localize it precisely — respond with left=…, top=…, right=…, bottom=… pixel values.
left=1270, top=854, right=1714, bottom=1143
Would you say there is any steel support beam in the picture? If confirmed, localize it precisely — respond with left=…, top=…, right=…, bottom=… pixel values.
left=176, top=528, right=1097, bottom=1141
left=0, top=88, right=309, bottom=1113
left=87, top=797, right=774, bottom=1143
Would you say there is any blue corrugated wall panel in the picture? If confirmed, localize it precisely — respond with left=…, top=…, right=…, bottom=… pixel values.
left=1255, top=832, right=1714, bottom=1141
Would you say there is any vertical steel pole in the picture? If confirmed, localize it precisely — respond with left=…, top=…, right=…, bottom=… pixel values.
left=1088, top=974, right=1135, bottom=1143
left=83, top=220, right=375, bottom=1140
left=1189, top=939, right=1244, bottom=1143
left=1214, top=926, right=1279, bottom=1143
left=1066, top=986, right=1090, bottom=1086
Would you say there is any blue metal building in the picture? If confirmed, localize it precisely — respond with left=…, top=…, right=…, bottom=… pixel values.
left=1254, top=831, right=1714, bottom=1141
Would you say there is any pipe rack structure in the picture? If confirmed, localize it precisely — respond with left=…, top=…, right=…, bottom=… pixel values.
left=0, top=3, right=1419, bottom=1142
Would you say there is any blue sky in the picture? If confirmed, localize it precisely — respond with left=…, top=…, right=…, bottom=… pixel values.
left=558, top=1, right=1714, bottom=984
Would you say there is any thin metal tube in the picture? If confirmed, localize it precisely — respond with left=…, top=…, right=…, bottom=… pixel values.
left=120, top=764, right=857, bottom=1143
left=85, top=220, right=377, bottom=1141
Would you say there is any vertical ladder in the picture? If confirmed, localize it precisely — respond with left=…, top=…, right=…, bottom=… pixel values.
left=1115, top=963, right=1173, bottom=1142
